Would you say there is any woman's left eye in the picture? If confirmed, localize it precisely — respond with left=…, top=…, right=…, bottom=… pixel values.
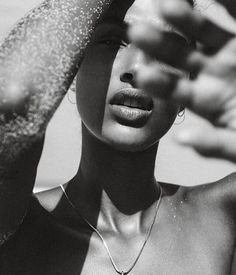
left=99, top=39, right=127, bottom=47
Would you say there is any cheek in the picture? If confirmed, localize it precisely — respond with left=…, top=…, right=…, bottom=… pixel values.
left=76, top=47, right=116, bottom=135
left=75, top=44, right=179, bottom=151
left=101, top=100, right=179, bottom=152
left=76, top=68, right=107, bottom=135
left=151, top=99, right=179, bottom=137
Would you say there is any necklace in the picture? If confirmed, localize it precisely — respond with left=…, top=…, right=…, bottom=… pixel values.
left=60, top=183, right=162, bottom=275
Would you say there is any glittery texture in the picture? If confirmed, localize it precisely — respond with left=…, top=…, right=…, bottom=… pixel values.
left=0, top=0, right=113, bottom=173
left=0, top=209, right=27, bottom=245
left=0, top=230, right=15, bottom=246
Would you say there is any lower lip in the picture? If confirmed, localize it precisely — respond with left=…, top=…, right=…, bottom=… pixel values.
left=110, top=104, right=152, bottom=127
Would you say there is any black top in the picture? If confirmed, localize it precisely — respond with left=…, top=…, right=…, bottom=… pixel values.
left=0, top=196, right=91, bottom=275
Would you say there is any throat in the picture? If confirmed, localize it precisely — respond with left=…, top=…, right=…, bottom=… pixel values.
left=97, top=186, right=160, bottom=233
left=78, top=126, right=159, bottom=214
left=64, top=174, right=161, bottom=235
left=68, top=125, right=161, bottom=231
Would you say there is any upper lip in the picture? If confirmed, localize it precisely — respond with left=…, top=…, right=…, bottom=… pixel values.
left=110, top=88, right=153, bottom=111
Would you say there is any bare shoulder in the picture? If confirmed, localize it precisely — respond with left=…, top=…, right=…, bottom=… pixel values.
left=35, top=184, right=66, bottom=212
left=185, top=172, right=236, bottom=219
left=203, top=172, right=236, bottom=206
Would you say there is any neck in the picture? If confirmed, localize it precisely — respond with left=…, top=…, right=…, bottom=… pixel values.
left=68, top=125, right=160, bottom=231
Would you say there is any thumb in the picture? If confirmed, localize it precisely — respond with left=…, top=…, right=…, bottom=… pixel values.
left=175, top=125, right=236, bottom=163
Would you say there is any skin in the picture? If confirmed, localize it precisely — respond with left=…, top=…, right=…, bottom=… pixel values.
left=1, top=0, right=236, bottom=274
left=0, top=0, right=114, bottom=238
left=37, top=0, right=236, bottom=274
left=76, top=2, right=182, bottom=153
left=130, top=0, right=236, bottom=162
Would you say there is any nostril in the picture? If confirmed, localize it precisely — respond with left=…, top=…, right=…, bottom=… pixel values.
left=120, top=72, right=134, bottom=83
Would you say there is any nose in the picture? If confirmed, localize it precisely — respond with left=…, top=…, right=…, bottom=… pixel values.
left=120, top=45, right=147, bottom=87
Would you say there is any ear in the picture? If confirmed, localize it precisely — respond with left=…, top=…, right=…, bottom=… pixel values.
left=178, top=106, right=185, bottom=114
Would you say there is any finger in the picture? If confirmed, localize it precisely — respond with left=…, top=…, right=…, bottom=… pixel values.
left=130, top=24, right=194, bottom=71
left=130, top=24, right=207, bottom=74
left=136, top=63, right=179, bottom=98
left=176, top=125, right=236, bottom=162
left=187, top=51, right=208, bottom=75
left=136, top=63, right=198, bottom=108
left=138, top=65, right=221, bottom=121
left=171, top=78, right=221, bottom=121
left=159, top=0, right=234, bottom=51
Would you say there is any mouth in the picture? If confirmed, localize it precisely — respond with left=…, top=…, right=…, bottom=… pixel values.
left=109, top=89, right=153, bottom=127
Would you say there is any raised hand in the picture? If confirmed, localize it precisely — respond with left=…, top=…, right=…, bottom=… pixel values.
left=130, top=0, right=236, bottom=162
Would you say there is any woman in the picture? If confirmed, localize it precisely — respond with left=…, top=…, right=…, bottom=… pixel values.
left=0, top=0, right=236, bottom=274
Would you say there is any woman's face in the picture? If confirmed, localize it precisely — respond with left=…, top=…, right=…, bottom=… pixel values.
left=76, top=0, right=187, bottom=152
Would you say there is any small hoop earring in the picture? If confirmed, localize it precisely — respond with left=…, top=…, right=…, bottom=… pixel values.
left=174, top=109, right=185, bottom=125
left=67, top=90, right=76, bottom=104
left=178, top=109, right=185, bottom=117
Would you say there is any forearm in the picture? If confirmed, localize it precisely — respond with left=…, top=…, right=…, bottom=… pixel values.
left=0, top=0, right=113, bottom=170
left=0, top=0, right=113, bottom=241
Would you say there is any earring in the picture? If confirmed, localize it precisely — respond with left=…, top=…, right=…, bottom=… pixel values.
left=67, top=89, right=76, bottom=104
left=67, top=78, right=77, bottom=104
left=174, top=109, right=185, bottom=125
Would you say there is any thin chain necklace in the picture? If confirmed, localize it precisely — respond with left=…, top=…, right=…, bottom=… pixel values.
left=60, top=183, right=162, bottom=275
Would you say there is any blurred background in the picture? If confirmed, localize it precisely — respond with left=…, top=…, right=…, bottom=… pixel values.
left=0, top=0, right=236, bottom=192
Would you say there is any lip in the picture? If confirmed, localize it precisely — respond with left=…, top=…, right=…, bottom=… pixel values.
left=109, top=88, right=153, bottom=127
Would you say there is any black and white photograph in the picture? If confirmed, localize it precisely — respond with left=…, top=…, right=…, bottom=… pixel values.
left=0, top=0, right=236, bottom=274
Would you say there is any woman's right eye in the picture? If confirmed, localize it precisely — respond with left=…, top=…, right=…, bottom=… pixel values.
left=98, top=38, right=127, bottom=48
left=100, top=40, right=116, bottom=46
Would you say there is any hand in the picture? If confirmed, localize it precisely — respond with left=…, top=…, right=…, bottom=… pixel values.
left=129, top=0, right=236, bottom=162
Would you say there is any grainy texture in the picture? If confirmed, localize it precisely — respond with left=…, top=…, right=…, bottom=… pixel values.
left=0, top=0, right=113, bottom=172
left=0, top=0, right=113, bottom=242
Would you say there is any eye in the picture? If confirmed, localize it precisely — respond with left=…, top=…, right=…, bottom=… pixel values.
left=99, top=38, right=128, bottom=48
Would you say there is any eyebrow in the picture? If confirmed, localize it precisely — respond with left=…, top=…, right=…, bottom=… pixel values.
left=101, top=16, right=177, bottom=34
left=99, top=16, right=190, bottom=44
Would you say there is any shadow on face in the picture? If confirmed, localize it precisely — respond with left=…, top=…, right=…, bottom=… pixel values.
left=76, top=0, right=184, bottom=152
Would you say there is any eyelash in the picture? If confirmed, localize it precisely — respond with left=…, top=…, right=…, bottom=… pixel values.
left=99, top=38, right=128, bottom=48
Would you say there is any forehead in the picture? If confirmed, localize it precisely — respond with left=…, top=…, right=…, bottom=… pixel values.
left=102, top=0, right=177, bottom=32
left=100, top=0, right=190, bottom=41
left=125, top=0, right=162, bottom=24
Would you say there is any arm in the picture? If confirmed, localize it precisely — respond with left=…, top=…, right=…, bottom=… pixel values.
left=0, top=0, right=113, bottom=243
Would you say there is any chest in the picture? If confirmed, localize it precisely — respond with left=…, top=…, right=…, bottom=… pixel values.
left=0, top=208, right=234, bottom=275
left=80, top=224, right=233, bottom=275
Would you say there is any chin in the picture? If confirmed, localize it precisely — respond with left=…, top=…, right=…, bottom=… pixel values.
left=101, top=123, right=160, bottom=152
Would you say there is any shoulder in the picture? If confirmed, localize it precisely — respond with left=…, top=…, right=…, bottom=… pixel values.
left=0, top=187, right=63, bottom=247
left=35, top=184, right=66, bottom=212
left=201, top=172, right=236, bottom=206
left=184, top=172, right=236, bottom=220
